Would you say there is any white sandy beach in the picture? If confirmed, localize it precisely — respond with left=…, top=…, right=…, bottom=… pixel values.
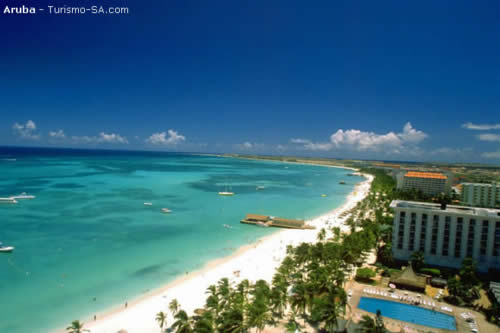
left=69, top=173, right=374, bottom=333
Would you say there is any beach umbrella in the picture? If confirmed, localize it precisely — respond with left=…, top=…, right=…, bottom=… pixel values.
left=389, top=283, right=396, bottom=289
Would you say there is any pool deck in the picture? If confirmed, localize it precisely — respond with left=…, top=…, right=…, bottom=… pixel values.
left=346, top=281, right=499, bottom=333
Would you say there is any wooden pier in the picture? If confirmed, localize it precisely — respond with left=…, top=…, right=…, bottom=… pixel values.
left=240, top=214, right=315, bottom=229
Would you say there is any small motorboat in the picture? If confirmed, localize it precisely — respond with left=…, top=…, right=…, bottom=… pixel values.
left=161, top=208, right=172, bottom=214
left=223, top=224, right=232, bottom=229
left=0, top=197, right=17, bottom=204
left=339, top=181, right=346, bottom=185
left=256, top=186, right=265, bottom=190
left=218, top=192, right=234, bottom=196
left=0, top=242, right=14, bottom=253
left=11, top=192, right=35, bottom=200
left=144, top=202, right=153, bottom=206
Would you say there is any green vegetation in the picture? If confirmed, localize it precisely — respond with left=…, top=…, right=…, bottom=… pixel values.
left=420, top=268, right=441, bottom=277
left=66, top=320, right=89, bottom=333
left=156, top=311, right=167, bottom=333
left=356, top=309, right=386, bottom=333
left=355, top=268, right=376, bottom=283
left=410, top=251, right=425, bottom=271
left=446, top=258, right=481, bottom=306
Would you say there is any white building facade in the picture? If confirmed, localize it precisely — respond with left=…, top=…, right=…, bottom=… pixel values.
left=462, top=182, right=500, bottom=208
left=391, top=200, right=500, bottom=272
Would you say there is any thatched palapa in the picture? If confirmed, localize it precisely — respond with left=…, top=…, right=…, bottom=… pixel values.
left=389, top=265, right=426, bottom=292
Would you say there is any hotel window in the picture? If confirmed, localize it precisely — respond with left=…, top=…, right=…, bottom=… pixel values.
left=480, top=220, right=489, bottom=256
left=431, top=215, right=439, bottom=255
left=493, top=221, right=500, bottom=257
left=454, top=217, right=463, bottom=258
left=397, top=211, right=405, bottom=250
left=466, top=219, right=475, bottom=257
left=419, top=214, right=427, bottom=251
left=409, top=213, right=416, bottom=251
left=442, top=216, right=451, bottom=256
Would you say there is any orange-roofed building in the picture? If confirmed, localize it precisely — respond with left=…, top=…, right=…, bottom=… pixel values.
left=396, top=171, right=450, bottom=195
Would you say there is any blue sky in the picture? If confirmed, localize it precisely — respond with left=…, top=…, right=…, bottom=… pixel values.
left=1, top=1, right=500, bottom=163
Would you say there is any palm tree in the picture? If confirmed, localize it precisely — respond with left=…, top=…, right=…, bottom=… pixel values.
left=375, top=309, right=385, bottom=332
left=156, top=311, right=167, bottom=333
left=169, top=299, right=180, bottom=317
left=317, top=228, right=326, bottom=242
left=284, top=310, right=303, bottom=332
left=172, top=309, right=192, bottom=333
left=356, top=315, right=376, bottom=333
left=66, top=320, right=89, bottom=333
left=192, top=311, right=215, bottom=333
left=410, top=251, right=425, bottom=272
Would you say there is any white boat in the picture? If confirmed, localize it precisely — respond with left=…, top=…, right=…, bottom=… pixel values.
left=0, top=197, right=17, bottom=204
left=256, top=186, right=265, bottom=190
left=218, top=183, right=234, bottom=196
left=223, top=224, right=232, bottom=229
left=256, top=222, right=269, bottom=227
left=161, top=208, right=172, bottom=213
left=144, top=202, right=153, bottom=206
left=0, top=242, right=14, bottom=253
left=11, top=192, right=35, bottom=200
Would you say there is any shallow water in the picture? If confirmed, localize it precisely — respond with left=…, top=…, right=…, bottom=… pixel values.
left=0, top=147, right=361, bottom=333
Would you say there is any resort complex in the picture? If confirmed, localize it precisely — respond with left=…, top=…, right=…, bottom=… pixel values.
left=391, top=200, right=500, bottom=271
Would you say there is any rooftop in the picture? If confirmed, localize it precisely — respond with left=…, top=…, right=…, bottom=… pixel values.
left=462, top=182, right=499, bottom=187
left=390, top=200, right=500, bottom=218
left=404, top=171, right=447, bottom=180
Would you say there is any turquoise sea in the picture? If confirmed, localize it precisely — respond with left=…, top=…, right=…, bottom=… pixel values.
left=0, top=147, right=362, bottom=333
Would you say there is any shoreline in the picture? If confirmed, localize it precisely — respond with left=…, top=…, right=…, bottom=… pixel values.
left=56, top=171, right=373, bottom=333
left=221, top=154, right=358, bottom=171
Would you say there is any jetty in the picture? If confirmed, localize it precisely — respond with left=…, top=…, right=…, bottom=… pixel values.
left=240, top=214, right=315, bottom=229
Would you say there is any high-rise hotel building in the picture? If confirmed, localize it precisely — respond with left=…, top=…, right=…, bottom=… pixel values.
left=396, top=171, right=450, bottom=196
left=391, top=200, right=500, bottom=272
left=461, top=182, right=500, bottom=208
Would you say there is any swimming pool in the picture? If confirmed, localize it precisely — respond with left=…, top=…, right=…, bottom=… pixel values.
left=358, top=297, right=456, bottom=330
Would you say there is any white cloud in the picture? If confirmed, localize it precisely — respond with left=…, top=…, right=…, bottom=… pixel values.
left=482, top=150, right=500, bottom=159
left=234, top=142, right=254, bottom=150
left=12, top=120, right=40, bottom=140
left=98, top=132, right=128, bottom=144
left=304, top=142, right=334, bottom=151
left=146, top=130, right=186, bottom=145
left=290, top=138, right=311, bottom=144
left=49, top=129, right=66, bottom=139
left=233, top=142, right=268, bottom=151
left=291, top=122, right=427, bottom=153
left=399, top=122, right=428, bottom=143
left=276, top=144, right=286, bottom=152
left=430, top=147, right=474, bottom=158
left=462, top=122, right=500, bottom=130
left=477, top=133, right=500, bottom=142
left=71, top=132, right=128, bottom=144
